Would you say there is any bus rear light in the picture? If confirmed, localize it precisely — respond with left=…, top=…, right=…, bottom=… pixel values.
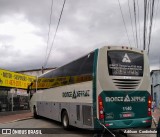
left=142, top=120, right=152, bottom=123
left=99, top=110, right=103, bottom=114
left=98, top=95, right=104, bottom=120
left=145, top=120, right=152, bottom=123
left=148, top=111, right=151, bottom=116
left=148, top=96, right=152, bottom=116
left=105, top=123, right=113, bottom=126
left=105, top=124, right=110, bottom=127
left=99, top=114, right=104, bottom=119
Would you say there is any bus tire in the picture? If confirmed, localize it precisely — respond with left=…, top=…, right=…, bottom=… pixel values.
left=33, top=106, right=39, bottom=119
left=62, top=111, right=70, bottom=130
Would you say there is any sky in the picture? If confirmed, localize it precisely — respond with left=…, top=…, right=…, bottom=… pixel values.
left=0, top=0, right=160, bottom=72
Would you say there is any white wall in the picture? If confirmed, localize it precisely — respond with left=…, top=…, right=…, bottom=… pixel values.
left=151, top=70, right=160, bottom=108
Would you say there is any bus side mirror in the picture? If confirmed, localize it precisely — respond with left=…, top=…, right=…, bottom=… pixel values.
left=27, top=83, right=33, bottom=94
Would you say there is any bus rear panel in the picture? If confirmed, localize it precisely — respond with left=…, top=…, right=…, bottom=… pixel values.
left=96, top=46, right=152, bottom=129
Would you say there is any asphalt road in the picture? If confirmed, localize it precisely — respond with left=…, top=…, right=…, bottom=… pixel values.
left=0, top=117, right=156, bottom=137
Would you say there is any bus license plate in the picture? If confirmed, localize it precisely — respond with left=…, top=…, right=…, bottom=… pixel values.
left=123, top=113, right=132, bottom=118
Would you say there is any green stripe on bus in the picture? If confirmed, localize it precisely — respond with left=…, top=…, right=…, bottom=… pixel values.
left=92, top=49, right=100, bottom=129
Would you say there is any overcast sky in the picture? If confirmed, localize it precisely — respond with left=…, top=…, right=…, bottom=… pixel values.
left=0, top=0, right=160, bottom=72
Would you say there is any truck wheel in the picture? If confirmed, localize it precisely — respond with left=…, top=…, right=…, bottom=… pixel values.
left=33, top=106, right=39, bottom=119
left=62, top=111, right=70, bottom=130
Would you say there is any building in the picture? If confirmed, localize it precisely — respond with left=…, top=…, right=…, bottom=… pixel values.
left=15, top=67, right=56, bottom=96
left=151, top=70, right=160, bottom=108
left=0, top=67, right=56, bottom=112
left=17, top=67, right=55, bottom=77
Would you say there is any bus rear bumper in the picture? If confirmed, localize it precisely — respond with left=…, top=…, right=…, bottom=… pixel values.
left=103, top=117, right=152, bottom=129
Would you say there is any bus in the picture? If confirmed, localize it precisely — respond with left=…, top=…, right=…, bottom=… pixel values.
left=28, top=46, right=152, bottom=131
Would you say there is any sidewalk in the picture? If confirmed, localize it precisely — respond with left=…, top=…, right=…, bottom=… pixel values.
left=0, top=110, right=32, bottom=124
left=152, top=108, right=160, bottom=127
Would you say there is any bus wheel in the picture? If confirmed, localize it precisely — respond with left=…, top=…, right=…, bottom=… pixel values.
left=62, top=111, right=70, bottom=130
left=33, top=106, right=39, bottom=119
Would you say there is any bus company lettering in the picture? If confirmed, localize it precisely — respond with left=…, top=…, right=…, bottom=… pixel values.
left=62, top=90, right=90, bottom=99
left=106, top=95, right=145, bottom=102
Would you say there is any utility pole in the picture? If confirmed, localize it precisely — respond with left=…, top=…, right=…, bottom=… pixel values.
left=42, top=66, right=44, bottom=74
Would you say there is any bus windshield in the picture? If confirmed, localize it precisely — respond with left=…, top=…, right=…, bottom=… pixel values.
left=107, top=51, right=144, bottom=76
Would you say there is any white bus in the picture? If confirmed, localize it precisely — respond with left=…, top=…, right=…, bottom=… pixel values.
left=28, top=46, right=152, bottom=131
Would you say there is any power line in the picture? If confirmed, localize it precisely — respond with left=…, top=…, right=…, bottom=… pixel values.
left=153, top=0, right=160, bottom=29
left=136, top=0, right=142, bottom=49
left=143, top=0, right=147, bottom=50
left=142, top=0, right=155, bottom=54
left=145, top=0, right=150, bottom=50
left=133, top=0, right=139, bottom=48
left=44, top=0, right=67, bottom=68
left=128, top=0, right=136, bottom=47
left=147, top=0, right=155, bottom=54
left=150, top=0, right=159, bottom=52
left=44, top=0, right=54, bottom=67
left=117, top=0, right=132, bottom=47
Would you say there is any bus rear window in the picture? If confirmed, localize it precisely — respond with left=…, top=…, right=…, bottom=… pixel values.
left=107, top=51, right=144, bottom=76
